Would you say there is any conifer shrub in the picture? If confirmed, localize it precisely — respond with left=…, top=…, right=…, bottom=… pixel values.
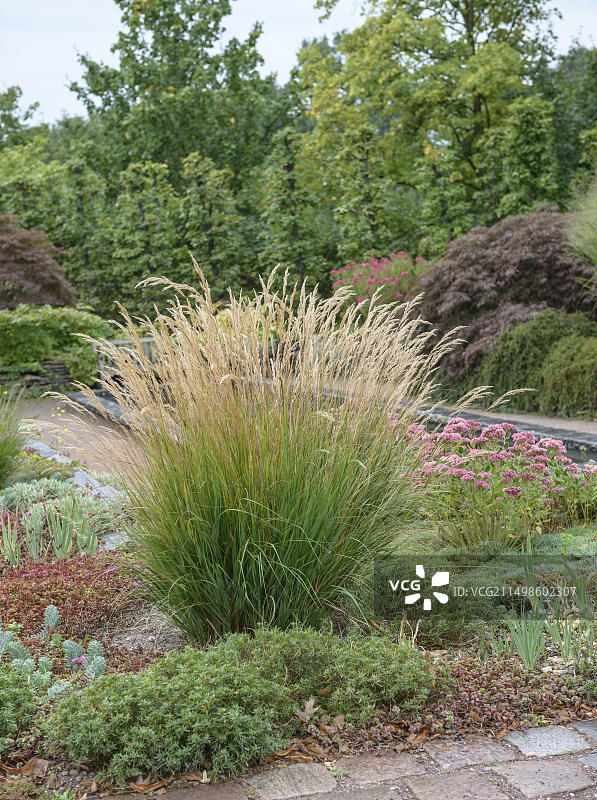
left=477, top=309, right=597, bottom=412
left=540, top=335, right=597, bottom=417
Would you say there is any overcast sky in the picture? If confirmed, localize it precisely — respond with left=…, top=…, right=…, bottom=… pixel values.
left=1, top=0, right=596, bottom=124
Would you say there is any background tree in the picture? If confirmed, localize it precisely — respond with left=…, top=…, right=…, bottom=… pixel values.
left=69, top=0, right=286, bottom=181
left=179, top=153, right=245, bottom=295
left=260, top=127, right=336, bottom=288
left=106, top=162, right=181, bottom=316
left=0, top=87, right=40, bottom=150
left=301, top=0, right=560, bottom=253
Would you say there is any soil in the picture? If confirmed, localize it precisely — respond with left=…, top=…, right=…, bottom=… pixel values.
left=109, top=606, right=187, bottom=653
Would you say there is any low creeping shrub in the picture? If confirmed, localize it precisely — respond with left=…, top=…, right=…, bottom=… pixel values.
left=0, top=478, right=78, bottom=511
left=7, top=452, right=76, bottom=485
left=420, top=657, right=587, bottom=733
left=0, top=663, right=36, bottom=754
left=0, top=554, right=142, bottom=638
left=45, top=628, right=433, bottom=784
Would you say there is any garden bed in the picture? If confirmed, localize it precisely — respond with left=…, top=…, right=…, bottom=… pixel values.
left=1, top=282, right=597, bottom=799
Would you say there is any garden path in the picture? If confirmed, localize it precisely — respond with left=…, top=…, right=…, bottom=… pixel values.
left=100, top=723, right=597, bottom=800
left=22, top=397, right=137, bottom=476
left=468, top=409, right=597, bottom=436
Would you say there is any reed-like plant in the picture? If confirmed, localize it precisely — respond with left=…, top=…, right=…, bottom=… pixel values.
left=0, top=388, right=26, bottom=489
left=0, top=515, right=20, bottom=567
left=62, top=265, right=469, bottom=642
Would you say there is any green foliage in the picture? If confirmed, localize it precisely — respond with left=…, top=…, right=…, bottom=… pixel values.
left=260, top=127, right=336, bottom=289
left=478, top=310, right=597, bottom=413
left=0, top=2, right=595, bottom=313
left=45, top=629, right=432, bottom=784
left=569, top=172, right=597, bottom=286
left=534, top=45, right=597, bottom=192
left=7, top=452, right=75, bottom=485
left=540, top=335, right=597, bottom=417
left=0, top=478, right=78, bottom=511
left=70, top=0, right=282, bottom=179
left=299, top=0, right=560, bottom=256
left=179, top=153, right=246, bottom=296
left=0, top=304, right=112, bottom=384
left=0, top=86, right=39, bottom=150
left=0, top=388, right=26, bottom=489
left=489, top=95, right=558, bottom=217
left=0, top=663, right=36, bottom=754
left=107, top=162, right=182, bottom=317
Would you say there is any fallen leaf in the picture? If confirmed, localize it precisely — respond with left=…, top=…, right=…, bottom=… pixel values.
left=179, top=772, right=205, bottom=782
left=406, top=728, right=429, bottom=745
left=21, top=758, right=49, bottom=778
left=45, top=773, right=58, bottom=790
left=297, top=697, right=321, bottom=723
left=393, top=743, right=406, bottom=753
left=496, top=728, right=509, bottom=740
left=305, top=744, right=327, bottom=760
left=129, top=778, right=171, bottom=793
left=304, top=697, right=320, bottom=715
left=0, top=763, right=23, bottom=775
left=469, top=710, right=482, bottom=723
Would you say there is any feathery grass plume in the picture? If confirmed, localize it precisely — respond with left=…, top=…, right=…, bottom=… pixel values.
left=0, top=387, right=26, bottom=489
left=54, top=263, right=481, bottom=642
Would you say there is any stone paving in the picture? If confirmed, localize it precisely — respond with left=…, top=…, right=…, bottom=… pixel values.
left=103, top=723, right=597, bottom=800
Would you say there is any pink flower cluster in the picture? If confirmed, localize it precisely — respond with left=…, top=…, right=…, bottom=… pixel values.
left=330, top=252, right=428, bottom=307
left=405, top=417, right=597, bottom=528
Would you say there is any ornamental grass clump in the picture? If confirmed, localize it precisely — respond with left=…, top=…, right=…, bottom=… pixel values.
left=62, top=264, right=464, bottom=642
left=0, top=388, right=26, bottom=489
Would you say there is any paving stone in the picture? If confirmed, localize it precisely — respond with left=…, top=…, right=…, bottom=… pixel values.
left=406, top=771, right=509, bottom=800
left=315, top=789, right=399, bottom=800
left=247, top=763, right=337, bottom=799
left=580, top=753, right=597, bottom=769
left=574, top=720, right=597, bottom=742
left=423, top=736, right=515, bottom=770
left=493, top=758, right=593, bottom=798
left=335, top=752, right=426, bottom=785
left=505, top=724, right=589, bottom=756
